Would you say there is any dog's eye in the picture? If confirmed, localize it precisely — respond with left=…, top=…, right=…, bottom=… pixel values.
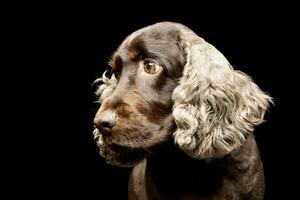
left=143, top=60, right=161, bottom=74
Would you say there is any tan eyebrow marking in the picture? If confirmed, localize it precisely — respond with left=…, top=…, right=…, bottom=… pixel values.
left=128, top=48, right=139, bottom=60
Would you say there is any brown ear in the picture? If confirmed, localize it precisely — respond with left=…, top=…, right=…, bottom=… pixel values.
left=172, top=26, right=272, bottom=159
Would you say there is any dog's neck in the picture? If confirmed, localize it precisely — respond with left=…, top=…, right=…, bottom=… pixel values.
left=144, top=140, right=223, bottom=199
left=138, top=136, right=260, bottom=199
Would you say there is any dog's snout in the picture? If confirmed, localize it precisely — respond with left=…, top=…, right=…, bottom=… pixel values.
left=94, top=111, right=117, bottom=135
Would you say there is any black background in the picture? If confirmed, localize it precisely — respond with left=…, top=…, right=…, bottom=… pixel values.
left=6, top=2, right=297, bottom=200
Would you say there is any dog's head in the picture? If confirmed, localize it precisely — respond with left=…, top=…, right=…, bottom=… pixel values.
left=93, top=22, right=272, bottom=167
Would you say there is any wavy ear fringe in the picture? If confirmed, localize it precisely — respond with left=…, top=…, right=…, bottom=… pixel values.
left=172, top=27, right=273, bottom=159
left=94, top=71, right=118, bottom=103
left=93, top=71, right=125, bottom=165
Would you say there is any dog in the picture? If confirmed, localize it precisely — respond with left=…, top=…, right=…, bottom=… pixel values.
left=93, top=22, right=272, bottom=200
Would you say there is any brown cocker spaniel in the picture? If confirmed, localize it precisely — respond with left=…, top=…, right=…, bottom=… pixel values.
left=93, top=22, right=272, bottom=200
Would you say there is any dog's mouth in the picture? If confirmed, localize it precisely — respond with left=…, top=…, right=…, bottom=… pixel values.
left=109, top=143, right=129, bottom=153
left=107, top=143, right=146, bottom=154
left=93, top=129, right=149, bottom=167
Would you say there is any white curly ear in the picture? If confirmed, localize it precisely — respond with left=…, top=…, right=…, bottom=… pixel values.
left=172, top=27, right=272, bottom=159
left=94, top=71, right=118, bottom=103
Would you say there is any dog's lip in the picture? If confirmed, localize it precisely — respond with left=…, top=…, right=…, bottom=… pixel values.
left=106, top=142, right=148, bottom=155
left=109, top=143, right=129, bottom=152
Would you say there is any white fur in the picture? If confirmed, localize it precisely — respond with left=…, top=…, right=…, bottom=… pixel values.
left=172, top=23, right=272, bottom=159
left=94, top=72, right=118, bottom=104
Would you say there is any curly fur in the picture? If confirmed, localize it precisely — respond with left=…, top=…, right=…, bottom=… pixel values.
left=94, top=72, right=118, bottom=104
left=93, top=72, right=122, bottom=165
left=172, top=26, right=272, bottom=159
left=93, top=22, right=272, bottom=162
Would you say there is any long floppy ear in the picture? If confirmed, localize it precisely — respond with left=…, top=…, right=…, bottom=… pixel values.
left=172, top=28, right=272, bottom=159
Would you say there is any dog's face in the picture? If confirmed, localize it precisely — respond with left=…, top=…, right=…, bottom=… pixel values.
left=93, top=22, right=272, bottom=167
left=93, top=24, right=186, bottom=166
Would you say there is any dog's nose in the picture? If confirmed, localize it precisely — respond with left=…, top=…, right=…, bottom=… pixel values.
left=94, top=111, right=117, bottom=135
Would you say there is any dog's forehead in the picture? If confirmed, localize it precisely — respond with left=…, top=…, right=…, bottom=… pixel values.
left=108, top=22, right=192, bottom=76
left=123, top=22, right=181, bottom=45
left=115, top=22, right=184, bottom=58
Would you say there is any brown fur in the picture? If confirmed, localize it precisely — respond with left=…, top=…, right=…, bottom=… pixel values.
left=93, top=22, right=269, bottom=199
